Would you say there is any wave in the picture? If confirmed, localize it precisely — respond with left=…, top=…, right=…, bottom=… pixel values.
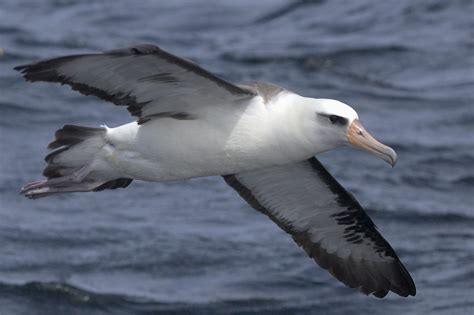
left=390, top=142, right=471, bottom=155
left=221, top=43, right=414, bottom=66
left=254, top=0, right=326, bottom=24
left=0, top=25, right=24, bottom=35
left=0, top=280, right=284, bottom=314
left=453, top=176, right=474, bottom=186
left=0, top=281, right=170, bottom=314
left=14, top=34, right=89, bottom=50
left=369, top=208, right=474, bottom=224
left=0, top=101, right=44, bottom=114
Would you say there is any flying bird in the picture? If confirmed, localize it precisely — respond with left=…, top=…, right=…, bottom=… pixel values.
left=15, top=44, right=415, bottom=298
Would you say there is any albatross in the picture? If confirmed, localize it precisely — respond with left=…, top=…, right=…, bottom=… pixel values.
left=15, top=44, right=415, bottom=298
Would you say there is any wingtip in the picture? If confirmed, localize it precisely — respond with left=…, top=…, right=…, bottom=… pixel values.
left=408, top=282, right=417, bottom=296
left=405, top=273, right=416, bottom=296
left=14, top=64, right=36, bottom=82
left=13, top=64, right=28, bottom=73
left=370, top=281, right=415, bottom=298
left=397, top=259, right=417, bottom=297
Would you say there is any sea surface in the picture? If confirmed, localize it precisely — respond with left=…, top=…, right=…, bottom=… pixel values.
left=0, top=0, right=473, bottom=314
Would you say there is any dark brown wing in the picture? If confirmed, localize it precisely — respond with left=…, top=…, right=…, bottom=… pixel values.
left=224, top=157, right=415, bottom=298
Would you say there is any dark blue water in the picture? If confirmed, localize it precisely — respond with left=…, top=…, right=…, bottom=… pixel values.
left=1, top=0, right=473, bottom=314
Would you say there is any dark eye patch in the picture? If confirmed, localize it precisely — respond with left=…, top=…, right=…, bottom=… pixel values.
left=329, top=115, right=347, bottom=125
left=317, top=113, right=348, bottom=126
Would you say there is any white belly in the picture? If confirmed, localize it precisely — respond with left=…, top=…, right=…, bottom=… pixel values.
left=101, top=100, right=315, bottom=182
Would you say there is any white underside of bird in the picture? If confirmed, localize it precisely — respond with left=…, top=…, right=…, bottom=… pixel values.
left=92, top=93, right=353, bottom=182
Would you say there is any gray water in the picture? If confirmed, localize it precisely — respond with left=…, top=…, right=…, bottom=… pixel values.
left=0, top=0, right=473, bottom=314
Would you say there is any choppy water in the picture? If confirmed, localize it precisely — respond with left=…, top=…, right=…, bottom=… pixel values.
left=1, top=0, right=473, bottom=314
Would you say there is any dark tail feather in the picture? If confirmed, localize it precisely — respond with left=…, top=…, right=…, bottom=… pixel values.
left=48, top=124, right=105, bottom=149
left=22, top=124, right=133, bottom=199
left=21, top=177, right=133, bottom=199
left=43, top=124, right=105, bottom=178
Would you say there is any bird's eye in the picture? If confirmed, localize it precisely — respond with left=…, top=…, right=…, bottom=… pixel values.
left=329, top=115, right=345, bottom=125
left=316, top=113, right=348, bottom=125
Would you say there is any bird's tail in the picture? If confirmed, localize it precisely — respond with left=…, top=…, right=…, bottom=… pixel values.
left=21, top=125, right=132, bottom=199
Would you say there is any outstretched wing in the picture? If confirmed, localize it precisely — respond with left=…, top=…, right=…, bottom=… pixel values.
left=14, top=44, right=256, bottom=124
left=223, top=157, right=415, bottom=298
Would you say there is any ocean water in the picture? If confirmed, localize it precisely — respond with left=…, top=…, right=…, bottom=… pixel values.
left=0, top=0, right=473, bottom=314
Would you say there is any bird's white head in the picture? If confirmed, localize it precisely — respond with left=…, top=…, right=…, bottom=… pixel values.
left=296, top=98, right=397, bottom=166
